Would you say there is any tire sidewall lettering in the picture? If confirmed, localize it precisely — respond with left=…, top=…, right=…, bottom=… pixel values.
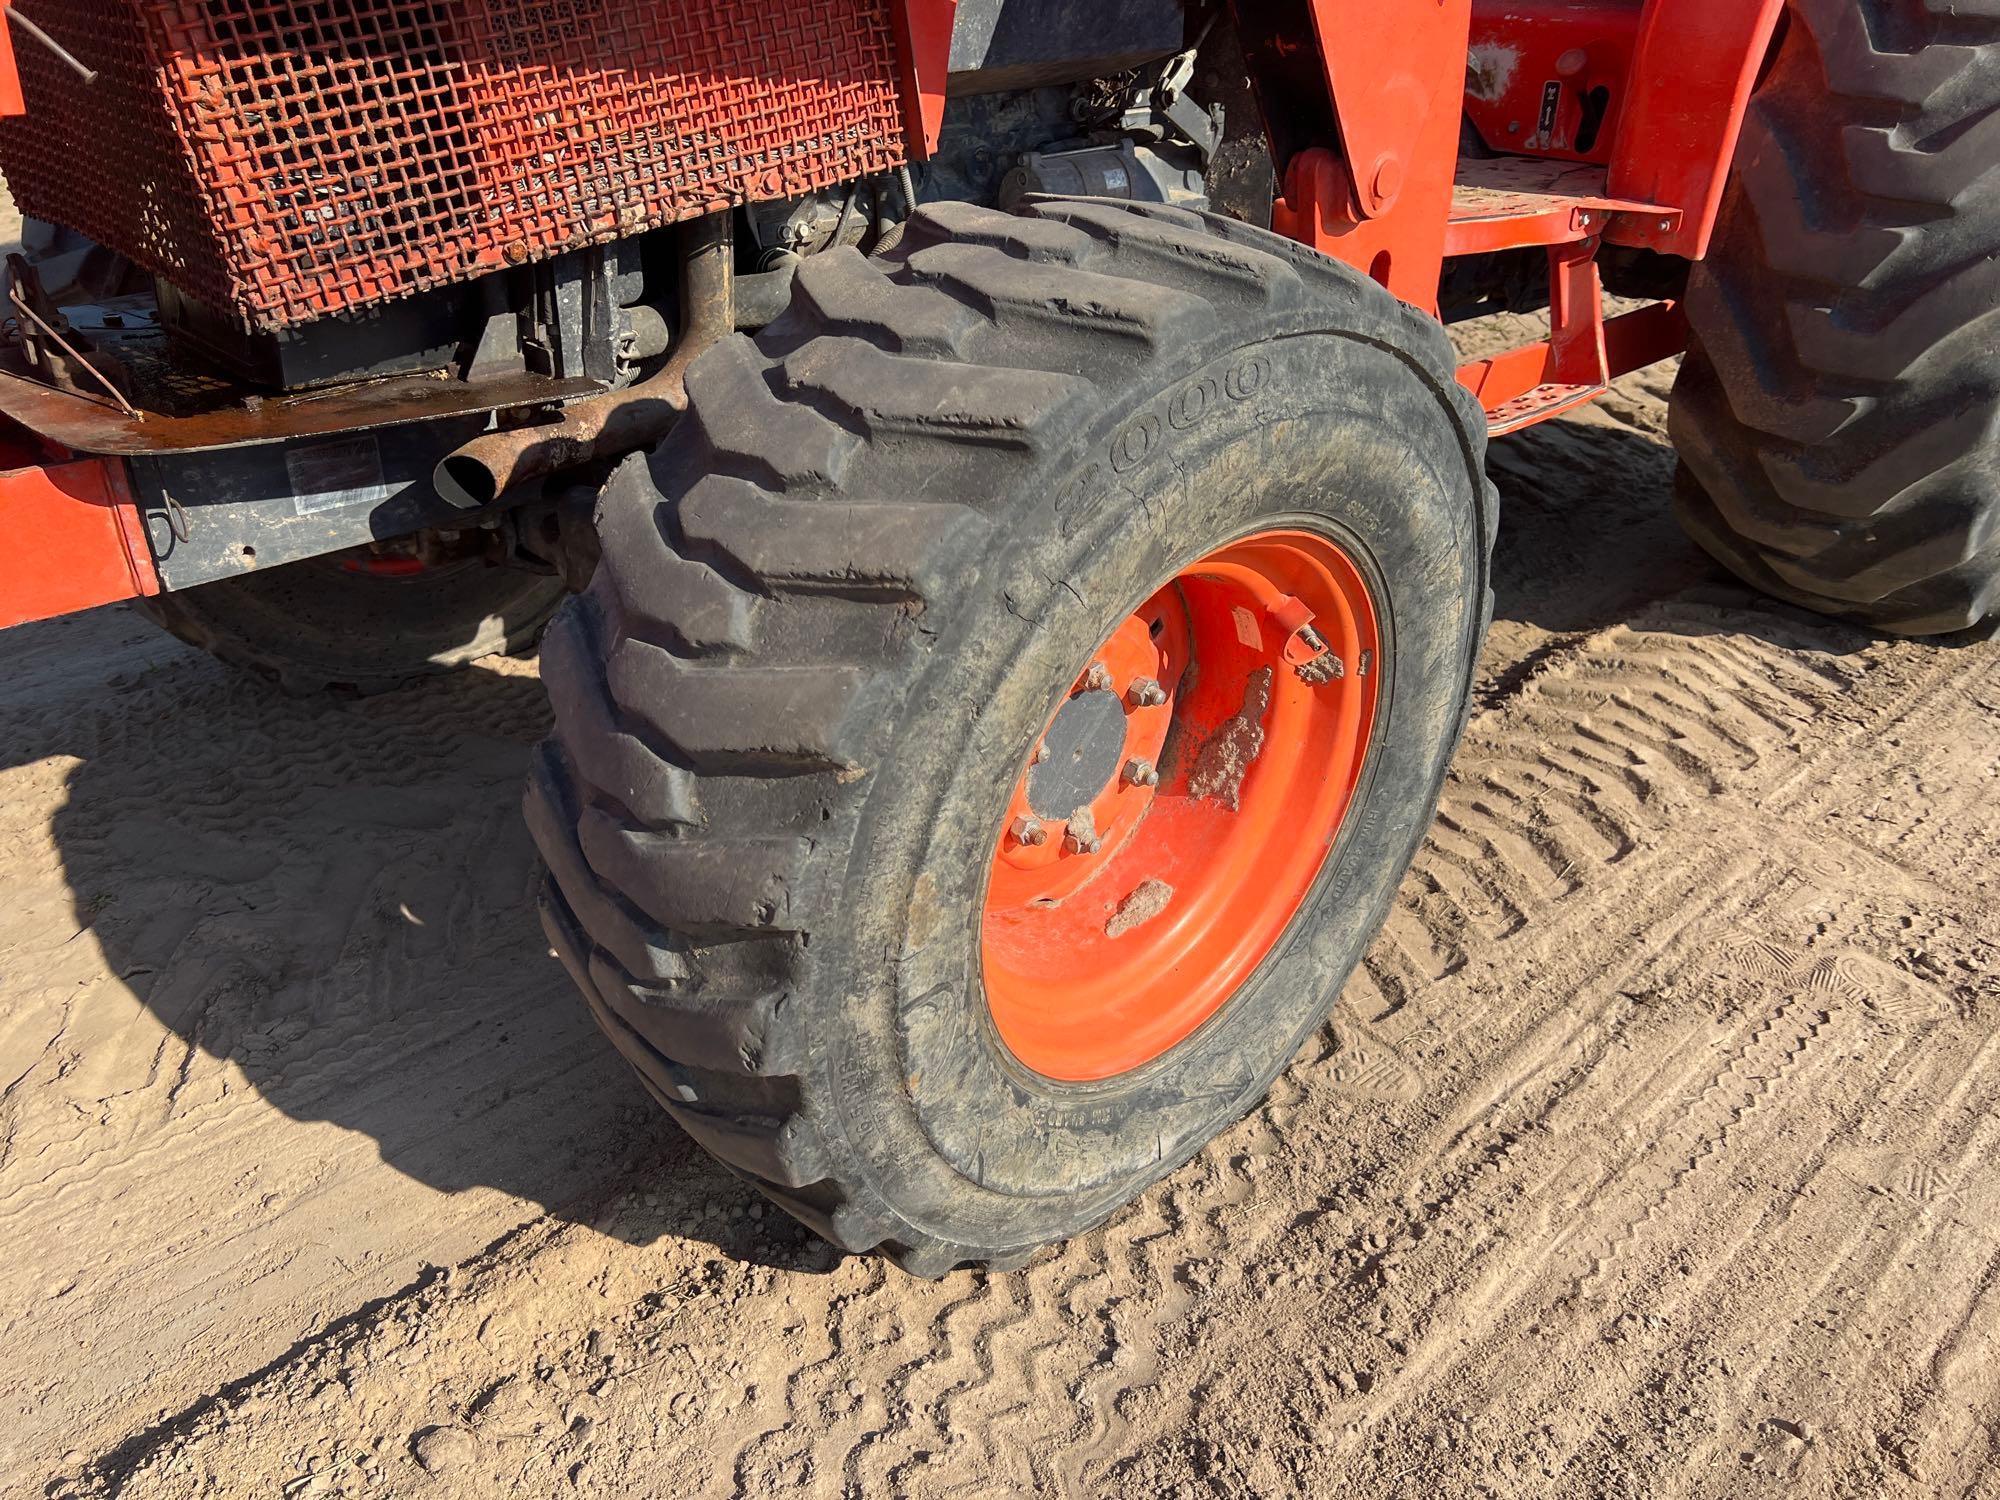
left=1110, top=413, right=1160, bottom=473
left=1168, top=377, right=1215, bottom=431
left=1111, top=356, right=1270, bottom=479
left=1225, top=356, right=1267, bottom=402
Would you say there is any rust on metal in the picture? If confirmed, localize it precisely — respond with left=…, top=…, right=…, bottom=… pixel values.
left=432, top=210, right=737, bottom=509
left=0, top=1, right=909, bottom=331
left=0, top=361, right=601, bottom=457
left=5, top=270, right=138, bottom=416
left=5, top=7, right=96, bottom=83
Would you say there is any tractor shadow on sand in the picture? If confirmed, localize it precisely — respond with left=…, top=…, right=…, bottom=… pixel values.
left=11, top=622, right=816, bottom=1273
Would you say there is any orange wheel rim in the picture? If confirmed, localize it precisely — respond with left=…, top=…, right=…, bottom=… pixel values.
left=981, top=529, right=1383, bottom=1082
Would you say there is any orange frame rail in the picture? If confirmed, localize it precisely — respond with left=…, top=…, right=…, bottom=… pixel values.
left=1235, top=0, right=1785, bottom=434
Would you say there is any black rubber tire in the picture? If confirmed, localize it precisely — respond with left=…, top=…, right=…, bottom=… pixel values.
left=139, top=549, right=566, bottom=695
left=527, top=198, right=1496, bottom=1275
left=1670, top=0, right=2000, bottom=634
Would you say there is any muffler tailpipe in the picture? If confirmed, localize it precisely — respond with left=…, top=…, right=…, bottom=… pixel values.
left=434, top=210, right=735, bottom=511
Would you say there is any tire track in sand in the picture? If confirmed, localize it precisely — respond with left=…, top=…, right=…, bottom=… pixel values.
left=36, top=575, right=2000, bottom=1500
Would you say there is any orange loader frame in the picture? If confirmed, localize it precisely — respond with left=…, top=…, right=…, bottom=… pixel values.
left=0, top=0, right=1785, bottom=631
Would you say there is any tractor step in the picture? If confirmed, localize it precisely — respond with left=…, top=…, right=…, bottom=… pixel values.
left=1446, top=158, right=1679, bottom=256
left=1483, top=380, right=1607, bottom=435
left=1447, top=158, right=1686, bottom=432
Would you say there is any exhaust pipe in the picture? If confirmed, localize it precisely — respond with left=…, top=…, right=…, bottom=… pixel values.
left=434, top=210, right=735, bottom=511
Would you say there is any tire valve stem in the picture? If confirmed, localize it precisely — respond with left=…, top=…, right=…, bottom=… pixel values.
left=1062, top=806, right=1103, bottom=855
left=1126, top=677, right=1167, bottom=708
left=1010, top=814, right=1049, bottom=847
left=1123, top=758, right=1159, bottom=787
left=1081, top=661, right=1114, bottom=694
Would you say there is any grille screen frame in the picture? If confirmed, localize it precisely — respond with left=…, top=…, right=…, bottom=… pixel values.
left=0, top=1, right=911, bottom=330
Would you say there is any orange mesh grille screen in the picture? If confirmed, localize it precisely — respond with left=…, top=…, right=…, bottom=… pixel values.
left=0, top=1, right=910, bottom=330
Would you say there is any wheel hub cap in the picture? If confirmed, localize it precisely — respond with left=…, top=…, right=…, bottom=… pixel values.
left=1026, top=689, right=1128, bottom=819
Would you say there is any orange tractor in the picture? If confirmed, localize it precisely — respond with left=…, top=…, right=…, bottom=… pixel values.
left=0, top=1, right=1988, bottom=1272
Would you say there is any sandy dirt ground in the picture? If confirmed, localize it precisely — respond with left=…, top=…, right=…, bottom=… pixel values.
left=4, top=349, right=1998, bottom=1499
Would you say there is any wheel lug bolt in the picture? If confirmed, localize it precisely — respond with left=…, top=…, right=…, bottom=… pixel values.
left=1123, top=758, right=1159, bottom=787
left=1010, top=814, right=1049, bottom=847
left=1127, top=677, right=1167, bottom=708
left=1062, top=807, right=1102, bottom=855
left=1031, top=739, right=1049, bottom=765
left=1081, top=661, right=1114, bottom=693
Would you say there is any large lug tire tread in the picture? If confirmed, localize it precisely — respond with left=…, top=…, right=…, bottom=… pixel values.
left=1669, top=0, right=2000, bottom=635
left=139, top=557, right=567, bottom=695
left=531, top=198, right=1497, bottom=1276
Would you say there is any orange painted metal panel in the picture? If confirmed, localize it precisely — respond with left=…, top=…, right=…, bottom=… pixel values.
left=1605, top=0, right=1786, bottom=257
left=1455, top=298, right=1686, bottom=413
left=894, top=0, right=958, bottom=158
left=1464, top=0, right=1644, bottom=166
left=1270, top=0, right=1474, bottom=311
left=0, top=457, right=156, bottom=630
left=0, top=1, right=23, bottom=118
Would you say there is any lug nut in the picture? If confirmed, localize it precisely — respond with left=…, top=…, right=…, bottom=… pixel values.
left=1123, top=758, right=1159, bottom=787
left=1126, top=677, right=1167, bottom=708
left=1031, top=739, right=1049, bottom=765
left=1010, top=814, right=1049, bottom=847
left=1062, top=806, right=1103, bottom=855
left=1081, top=661, right=1114, bottom=693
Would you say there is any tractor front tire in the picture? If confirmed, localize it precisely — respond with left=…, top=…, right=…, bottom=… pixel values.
left=1671, top=0, right=2000, bottom=634
left=528, top=199, right=1495, bottom=1274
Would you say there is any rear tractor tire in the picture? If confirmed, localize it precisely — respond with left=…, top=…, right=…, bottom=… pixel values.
left=528, top=198, right=1496, bottom=1274
left=1671, top=0, right=2000, bottom=634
